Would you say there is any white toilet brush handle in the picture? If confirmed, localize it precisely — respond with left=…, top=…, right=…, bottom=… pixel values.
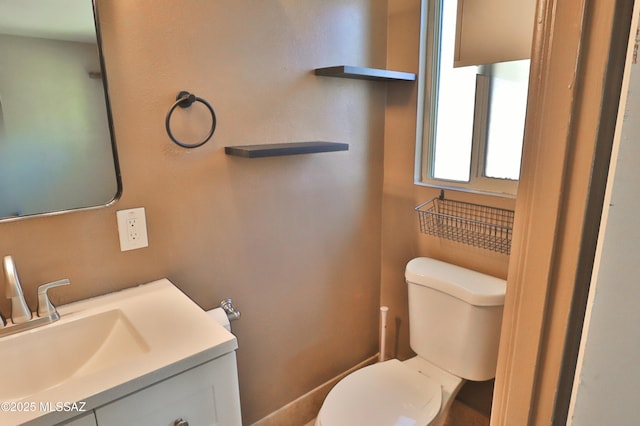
left=379, top=306, right=389, bottom=362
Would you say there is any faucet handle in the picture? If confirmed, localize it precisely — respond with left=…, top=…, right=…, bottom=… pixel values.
left=37, top=279, right=70, bottom=318
left=4, top=255, right=32, bottom=324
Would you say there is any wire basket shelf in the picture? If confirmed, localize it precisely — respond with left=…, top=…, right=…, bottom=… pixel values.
left=415, top=195, right=515, bottom=255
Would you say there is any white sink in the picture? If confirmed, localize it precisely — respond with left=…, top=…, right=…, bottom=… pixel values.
left=0, top=309, right=149, bottom=402
left=0, top=279, right=237, bottom=425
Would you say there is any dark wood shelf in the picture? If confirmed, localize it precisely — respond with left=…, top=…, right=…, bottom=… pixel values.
left=314, top=65, right=416, bottom=82
left=224, top=141, right=349, bottom=158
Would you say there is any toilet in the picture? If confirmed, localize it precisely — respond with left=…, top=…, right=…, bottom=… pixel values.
left=316, top=257, right=506, bottom=426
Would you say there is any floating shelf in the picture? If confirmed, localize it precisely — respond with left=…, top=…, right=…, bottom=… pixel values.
left=314, top=65, right=416, bottom=82
left=224, top=141, right=349, bottom=158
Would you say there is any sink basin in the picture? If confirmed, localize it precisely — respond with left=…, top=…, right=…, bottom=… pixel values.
left=0, top=309, right=149, bottom=401
left=0, top=279, right=238, bottom=426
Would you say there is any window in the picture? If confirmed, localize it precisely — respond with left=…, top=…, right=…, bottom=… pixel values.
left=415, top=0, right=530, bottom=197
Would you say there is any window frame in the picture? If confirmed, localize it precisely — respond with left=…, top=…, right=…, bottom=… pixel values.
left=414, top=0, right=520, bottom=198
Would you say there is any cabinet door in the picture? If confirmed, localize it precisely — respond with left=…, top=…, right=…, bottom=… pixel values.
left=59, top=412, right=97, bottom=426
left=95, top=352, right=241, bottom=426
left=454, top=0, right=536, bottom=67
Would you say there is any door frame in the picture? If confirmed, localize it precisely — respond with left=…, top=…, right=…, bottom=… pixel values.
left=491, top=0, right=635, bottom=424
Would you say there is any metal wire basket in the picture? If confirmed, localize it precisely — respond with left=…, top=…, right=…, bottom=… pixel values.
left=415, top=194, right=515, bottom=254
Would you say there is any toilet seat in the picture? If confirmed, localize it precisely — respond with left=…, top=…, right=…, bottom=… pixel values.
left=316, top=359, right=442, bottom=426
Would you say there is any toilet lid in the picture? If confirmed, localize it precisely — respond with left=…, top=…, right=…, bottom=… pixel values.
left=318, top=359, right=442, bottom=426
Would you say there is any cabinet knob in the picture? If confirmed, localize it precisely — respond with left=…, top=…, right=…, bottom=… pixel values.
left=174, top=419, right=189, bottom=426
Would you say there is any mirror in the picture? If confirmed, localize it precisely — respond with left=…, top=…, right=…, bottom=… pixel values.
left=0, top=0, right=120, bottom=220
left=415, top=0, right=535, bottom=197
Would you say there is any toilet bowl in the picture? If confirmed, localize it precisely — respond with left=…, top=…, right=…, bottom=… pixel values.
left=315, top=357, right=463, bottom=426
left=316, top=257, right=506, bottom=426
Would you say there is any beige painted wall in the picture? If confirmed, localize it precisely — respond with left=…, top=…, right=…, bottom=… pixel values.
left=0, top=1, right=387, bottom=423
left=382, top=0, right=514, bottom=362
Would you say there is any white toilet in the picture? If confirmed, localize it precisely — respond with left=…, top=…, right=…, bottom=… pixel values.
left=316, top=257, right=506, bottom=426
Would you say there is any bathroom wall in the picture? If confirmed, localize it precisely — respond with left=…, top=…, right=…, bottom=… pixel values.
left=382, top=0, right=514, bottom=361
left=0, top=1, right=387, bottom=423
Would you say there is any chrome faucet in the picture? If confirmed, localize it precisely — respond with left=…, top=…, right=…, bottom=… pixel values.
left=4, top=256, right=32, bottom=324
left=1, top=255, right=70, bottom=337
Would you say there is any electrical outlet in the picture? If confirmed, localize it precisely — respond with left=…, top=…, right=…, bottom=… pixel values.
left=117, top=208, right=149, bottom=251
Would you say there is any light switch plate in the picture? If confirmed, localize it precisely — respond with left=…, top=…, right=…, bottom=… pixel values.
left=116, top=207, right=149, bottom=251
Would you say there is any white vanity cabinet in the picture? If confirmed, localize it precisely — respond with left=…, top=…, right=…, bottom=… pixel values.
left=94, top=352, right=241, bottom=426
left=58, top=352, right=241, bottom=426
left=59, top=412, right=97, bottom=426
left=5, top=280, right=241, bottom=426
left=57, top=350, right=242, bottom=426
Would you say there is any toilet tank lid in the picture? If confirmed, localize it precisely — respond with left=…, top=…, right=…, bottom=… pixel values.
left=405, top=257, right=506, bottom=306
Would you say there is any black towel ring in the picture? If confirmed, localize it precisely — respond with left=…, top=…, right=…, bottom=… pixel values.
left=165, top=91, right=216, bottom=148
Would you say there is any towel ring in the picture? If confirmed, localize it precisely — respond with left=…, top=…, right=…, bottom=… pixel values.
left=165, top=91, right=216, bottom=148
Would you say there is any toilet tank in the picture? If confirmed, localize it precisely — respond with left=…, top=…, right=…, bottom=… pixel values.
left=405, top=257, right=506, bottom=381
